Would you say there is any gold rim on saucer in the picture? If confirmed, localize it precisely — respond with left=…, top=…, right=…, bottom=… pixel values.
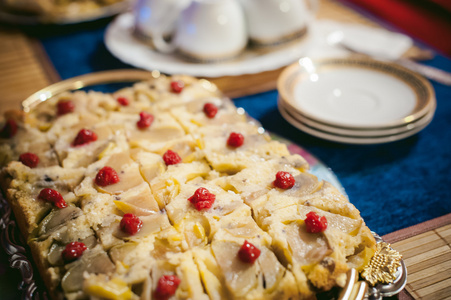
left=278, top=100, right=435, bottom=144
left=277, top=57, right=436, bottom=130
left=278, top=95, right=436, bottom=138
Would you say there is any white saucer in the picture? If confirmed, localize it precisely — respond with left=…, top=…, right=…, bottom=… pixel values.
left=104, top=13, right=311, bottom=78
left=278, top=100, right=435, bottom=144
left=278, top=57, right=435, bottom=129
left=278, top=96, right=436, bottom=137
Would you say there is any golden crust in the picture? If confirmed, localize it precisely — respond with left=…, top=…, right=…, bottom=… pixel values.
left=29, top=239, right=63, bottom=300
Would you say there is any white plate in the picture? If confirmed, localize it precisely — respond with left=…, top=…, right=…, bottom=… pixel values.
left=278, top=57, right=435, bottom=129
left=278, top=100, right=435, bottom=144
left=104, top=13, right=311, bottom=78
left=278, top=96, right=436, bottom=137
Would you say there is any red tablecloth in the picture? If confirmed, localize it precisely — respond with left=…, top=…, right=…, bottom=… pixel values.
left=341, top=0, right=451, bottom=57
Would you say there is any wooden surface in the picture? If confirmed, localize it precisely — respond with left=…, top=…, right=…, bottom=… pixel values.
left=384, top=214, right=451, bottom=300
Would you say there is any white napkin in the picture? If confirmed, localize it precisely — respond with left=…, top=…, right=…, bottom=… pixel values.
left=305, top=20, right=413, bottom=60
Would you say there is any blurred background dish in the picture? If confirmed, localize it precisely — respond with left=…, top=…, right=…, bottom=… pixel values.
left=0, top=0, right=132, bottom=24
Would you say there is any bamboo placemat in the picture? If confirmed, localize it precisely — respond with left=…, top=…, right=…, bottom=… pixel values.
left=383, top=214, right=451, bottom=300
left=0, top=28, right=60, bottom=115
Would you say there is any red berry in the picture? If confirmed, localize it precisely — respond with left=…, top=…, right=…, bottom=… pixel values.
left=120, top=213, right=143, bottom=235
left=154, top=275, right=181, bottom=300
left=61, top=241, right=87, bottom=262
left=227, top=132, right=244, bottom=148
left=57, top=100, right=75, bottom=115
left=0, top=119, right=18, bottom=138
left=137, top=111, right=154, bottom=129
left=238, top=240, right=261, bottom=264
left=38, top=188, right=67, bottom=208
left=19, top=152, right=39, bottom=168
left=117, top=96, right=129, bottom=106
left=163, top=150, right=182, bottom=166
left=72, top=129, right=97, bottom=146
left=170, top=80, right=184, bottom=93
left=188, top=187, right=215, bottom=211
left=95, top=166, right=120, bottom=187
left=203, top=103, right=218, bottom=119
left=273, top=171, right=295, bottom=189
left=304, top=211, right=328, bottom=233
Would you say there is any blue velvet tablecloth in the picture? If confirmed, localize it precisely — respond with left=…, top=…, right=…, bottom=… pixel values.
left=22, top=17, right=450, bottom=236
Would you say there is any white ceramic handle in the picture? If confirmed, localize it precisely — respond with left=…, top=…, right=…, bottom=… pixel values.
left=147, top=1, right=182, bottom=54
left=151, top=33, right=177, bottom=53
left=306, top=0, right=319, bottom=20
left=134, top=0, right=192, bottom=53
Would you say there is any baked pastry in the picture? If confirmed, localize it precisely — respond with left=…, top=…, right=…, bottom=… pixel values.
left=0, top=0, right=125, bottom=18
left=0, top=75, right=376, bottom=300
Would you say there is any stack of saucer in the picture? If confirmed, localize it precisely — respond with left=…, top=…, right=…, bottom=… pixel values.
left=277, top=57, right=436, bottom=144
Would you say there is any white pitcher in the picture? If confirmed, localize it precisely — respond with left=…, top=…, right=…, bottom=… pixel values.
left=239, top=0, right=318, bottom=46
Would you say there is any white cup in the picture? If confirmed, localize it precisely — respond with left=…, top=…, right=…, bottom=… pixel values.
left=134, top=0, right=247, bottom=62
left=239, top=0, right=318, bottom=46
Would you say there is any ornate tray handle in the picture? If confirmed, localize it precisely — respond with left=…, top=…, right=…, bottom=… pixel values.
left=338, top=232, right=407, bottom=300
left=0, top=195, right=48, bottom=299
left=365, top=232, right=408, bottom=300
